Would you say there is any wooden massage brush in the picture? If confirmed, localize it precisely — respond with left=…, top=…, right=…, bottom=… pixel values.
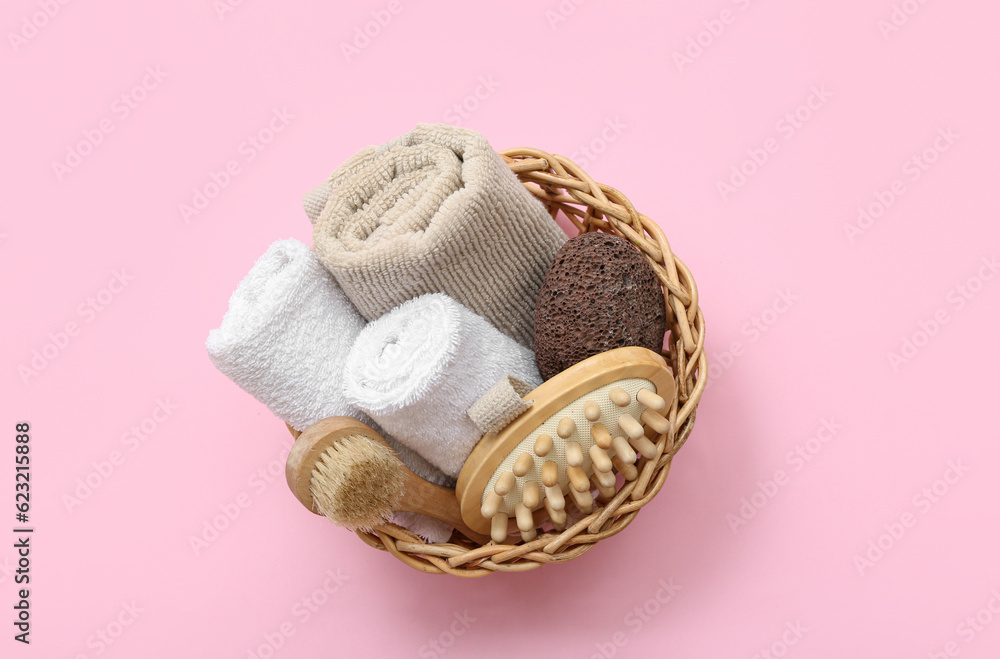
left=456, top=347, right=676, bottom=543
left=285, top=347, right=673, bottom=546
left=285, top=416, right=490, bottom=543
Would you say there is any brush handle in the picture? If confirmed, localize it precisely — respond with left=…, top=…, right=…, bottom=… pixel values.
left=396, top=471, right=480, bottom=537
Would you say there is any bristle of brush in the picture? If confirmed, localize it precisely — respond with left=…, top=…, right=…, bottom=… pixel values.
left=309, top=434, right=404, bottom=532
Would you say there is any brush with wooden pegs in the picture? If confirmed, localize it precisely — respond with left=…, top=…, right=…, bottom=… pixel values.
left=456, top=347, right=675, bottom=543
left=285, top=416, right=490, bottom=544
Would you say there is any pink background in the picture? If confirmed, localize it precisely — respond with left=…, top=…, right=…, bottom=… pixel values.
left=3, top=0, right=999, bottom=657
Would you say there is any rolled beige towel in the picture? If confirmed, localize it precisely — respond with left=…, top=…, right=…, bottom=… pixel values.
left=306, top=124, right=567, bottom=349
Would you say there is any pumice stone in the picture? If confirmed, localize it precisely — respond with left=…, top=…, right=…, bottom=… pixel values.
left=533, top=232, right=667, bottom=380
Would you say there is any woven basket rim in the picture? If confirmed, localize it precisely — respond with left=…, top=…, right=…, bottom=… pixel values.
left=298, top=147, right=708, bottom=576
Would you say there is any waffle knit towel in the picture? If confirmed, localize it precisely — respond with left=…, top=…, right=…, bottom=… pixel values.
left=307, top=123, right=567, bottom=349
left=342, top=293, right=543, bottom=478
left=205, top=239, right=453, bottom=542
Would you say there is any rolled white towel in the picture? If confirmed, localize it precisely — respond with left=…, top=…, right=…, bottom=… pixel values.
left=342, top=293, right=543, bottom=478
left=206, top=238, right=363, bottom=432
left=205, top=239, right=453, bottom=543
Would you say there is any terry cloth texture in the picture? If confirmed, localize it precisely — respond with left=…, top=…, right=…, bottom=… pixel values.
left=301, top=182, right=331, bottom=223
left=467, top=376, right=535, bottom=436
left=390, top=512, right=452, bottom=544
left=302, top=146, right=378, bottom=223
left=204, top=239, right=454, bottom=542
left=342, top=294, right=543, bottom=478
left=205, top=239, right=365, bottom=433
left=308, top=123, right=567, bottom=349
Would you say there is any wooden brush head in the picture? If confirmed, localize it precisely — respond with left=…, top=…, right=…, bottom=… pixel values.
left=285, top=417, right=404, bottom=531
left=456, top=347, right=675, bottom=542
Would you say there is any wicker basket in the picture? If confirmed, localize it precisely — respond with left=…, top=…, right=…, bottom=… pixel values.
left=289, top=147, right=707, bottom=576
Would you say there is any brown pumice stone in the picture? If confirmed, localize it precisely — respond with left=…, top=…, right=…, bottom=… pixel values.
left=533, top=232, right=667, bottom=380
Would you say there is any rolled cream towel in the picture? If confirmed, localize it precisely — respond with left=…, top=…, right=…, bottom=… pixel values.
left=308, top=123, right=567, bottom=349
left=205, top=239, right=453, bottom=542
left=342, top=293, right=544, bottom=478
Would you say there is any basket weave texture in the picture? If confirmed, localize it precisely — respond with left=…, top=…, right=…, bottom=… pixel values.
left=341, top=148, right=706, bottom=576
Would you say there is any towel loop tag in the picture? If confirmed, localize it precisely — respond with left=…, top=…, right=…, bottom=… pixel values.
left=467, top=376, right=534, bottom=436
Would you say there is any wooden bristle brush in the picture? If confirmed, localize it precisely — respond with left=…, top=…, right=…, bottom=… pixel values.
left=286, top=417, right=489, bottom=544
left=456, top=347, right=675, bottom=543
